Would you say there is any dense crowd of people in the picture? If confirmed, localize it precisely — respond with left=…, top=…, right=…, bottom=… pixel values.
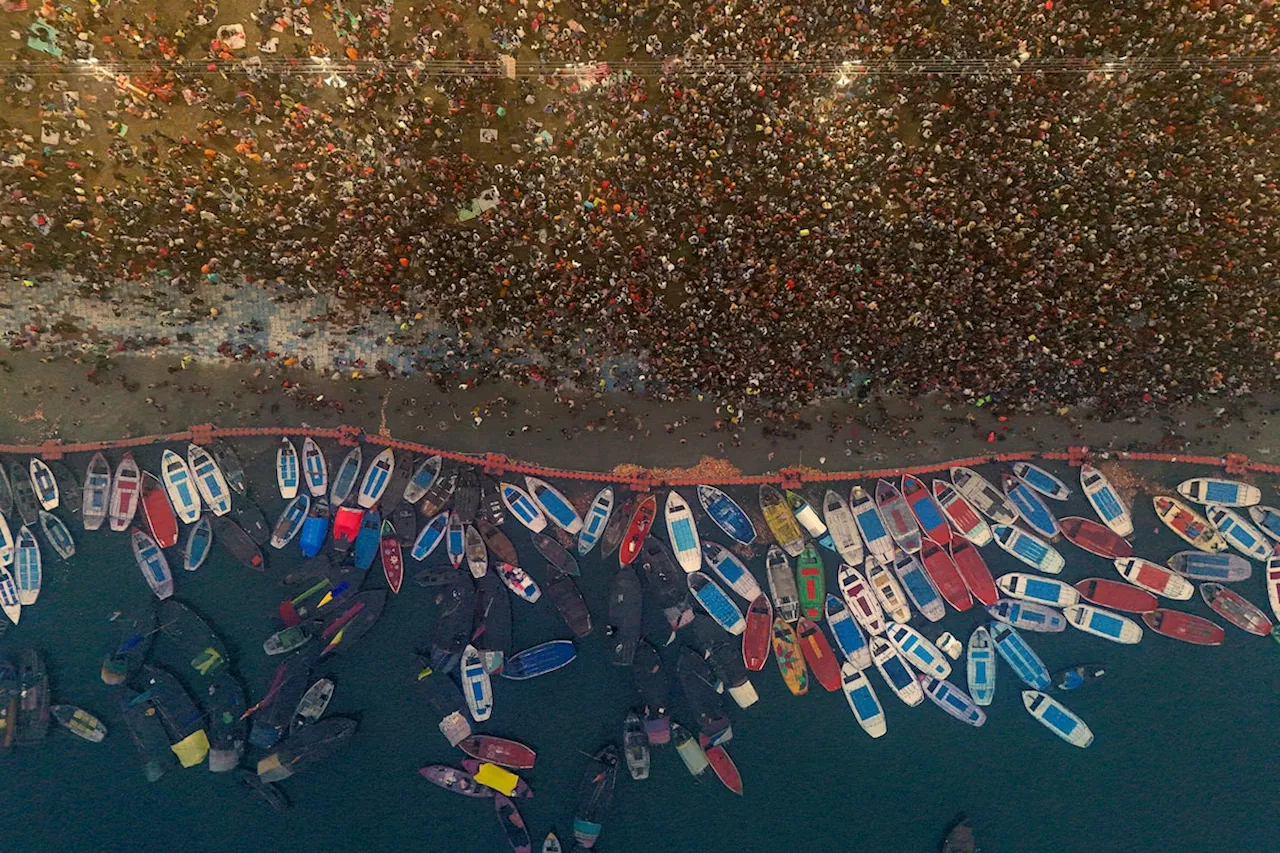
left=1, top=0, right=1277, bottom=419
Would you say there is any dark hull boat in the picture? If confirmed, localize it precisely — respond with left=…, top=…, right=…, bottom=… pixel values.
left=139, top=664, right=209, bottom=768
left=233, top=498, right=272, bottom=546
left=257, top=717, right=357, bottom=783
left=392, top=502, right=418, bottom=547
left=215, top=517, right=265, bottom=571
left=480, top=476, right=507, bottom=525
left=574, top=744, right=620, bottom=850
left=319, top=590, right=388, bottom=657
left=204, top=672, right=248, bottom=772
left=237, top=768, right=289, bottom=813
left=413, top=666, right=471, bottom=746
left=477, top=519, right=519, bottom=567
left=454, top=469, right=482, bottom=524
left=640, top=536, right=694, bottom=634
left=677, top=646, right=732, bottom=745
left=156, top=599, right=230, bottom=681
left=459, top=734, right=537, bottom=769
left=210, top=441, right=248, bottom=495
left=546, top=572, right=593, bottom=637
left=632, top=640, right=671, bottom=744
left=495, top=793, right=532, bottom=853
left=15, top=649, right=50, bottom=745
left=119, top=687, right=178, bottom=782
left=249, top=655, right=313, bottom=750
left=102, top=605, right=157, bottom=686
left=431, top=575, right=477, bottom=668
left=533, top=533, right=580, bottom=577
left=607, top=567, right=643, bottom=666
left=473, top=572, right=513, bottom=672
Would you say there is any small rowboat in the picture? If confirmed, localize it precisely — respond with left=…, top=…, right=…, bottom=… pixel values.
left=837, top=562, right=886, bottom=636
left=411, top=511, right=449, bottom=561
left=39, top=510, right=75, bottom=560
left=188, top=444, right=232, bottom=516
left=82, top=452, right=111, bottom=531
left=850, top=485, right=894, bottom=566
left=109, top=453, right=142, bottom=532
left=418, top=764, right=489, bottom=797
left=276, top=439, right=300, bottom=500
left=357, top=448, right=395, bottom=509
left=403, top=456, right=441, bottom=505
left=271, top=494, right=310, bottom=550
left=1115, top=558, right=1195, bottom=600
left=886, top=623, right=951, bottom=678
left=918, top=539, right=971, bottom=612
left=1063, top=604, right=1143, bottom=644
left=139, top=472, right=179, bottom=549
left=1012, top=463, right=1071, bottom=500
left=160, top=450, right=201, bottom=524
left=299, top=499, right=330, bottom=559
left=990, top=622, right=1051, bottom=689
left=998, top=573, right=1078, bottom=607
left=1060, top=516, right=1133, bottom=559
left=1153, top=496, right=1227, bottom=552
left=796, top=617, right=842, bottom=692
left=577, top=488, right=614, bottom=556
left=1176, top=477, right=1261, bottom=508
left=0, top=565, right=20, bottom=625
left=950, top=467, right=1019, bottom=525
left=1168, top=551, right=1251, bottom=582
left=766, top=546, right=801, bottom=623
left=822, top=490, right=864, bottom=565
left=688, top=572, right=745, bottom=635
left=932, top=480, right=992, bottom=546
left=1204, top=505, right=1270, bottom=561
left=949, top=540, right=998, bottom=606
left=664, top=491, right=701, bottom=574
left=1080, top=464, right=1133, bottom=537
left=332, top=505, right=364, bottom=552
left=993, top=525, right=1065, bottom=574
left=696, top=485, right=756, bottom=546
left=381, top=521, right=405, bottom=593
left=869, top=636, right=923, bottom=707
left=875, top=480, right=922, bottom=554
left=902, top=474, right=951, bottom=546
left=672, top=723, right=710, bottom=777
left=1022, top=691, right=1093, bottom=748
left=525, top=476, right=583, bottom=535
left=446, top=512, right=465, bottom=569
left=217, top=517, right=266, bottom=572
left=497, top=563, right=541, bottom=603
left=1200, top=583, right=1272, bottom=636
left=184, top=518, right=213, bottom=572
left=699, top=736, right=744, bottom=796
left=131, top=527, right=173, bottom=600
left=463, top=525, right=488, bottom=579
left=920, top=676, right=986, bottom=727
left=1268, top=546, right=1280, bottom=622
left=210, top=442, right=246, bottom=496
left=502, top=641, right=578, bottom=680
left=890, top=551, right=945, bottom=622
left=460, top=735, right=537, bottom=770
left=771, top=618, right=809, bottom=696
left=52, top=704, right=108, bottom=743
left=329, top=447, right=362, bottom=507
left=29, top=458, right=58, bottom=511
left=0, top=515, right=11, bottom=567
left=301, top=437, right=328, bottom=497
left=785, top=490, right=831, bottom=545
left=10, top=464, right=38, bottom=526
left=1001, top=473, right=1060, bottom=539
left=1074, top=577, right=1158, bottom=613
left=988, top=599, right=1066, bottom=633
left=14, top=526, right=41, bottom=605
left=824, top=594, right=871, bottom=671
left=795, top=546, right=826, bottom=621
left=533, top=533, right=578, bottom=577
left=1142, top=609, right=1225, bottom=646
left=460, top=645, right=493, bottom=722
left=701, top=541, right=761, bottom=600
left=618, top=495, right=657, bottom=566
left=742, top=594, right=773, bottom=671
left=759, top=485, right=805, bottom=557
left=840, top=664, right=886, bottom=738
left=0, top=467, right=10, bottom=520
left=966, top=626, right=996, bottom=706
left=1249, top=506, right=1280, bottom=543
left=866, top=556, right=911, bottom=624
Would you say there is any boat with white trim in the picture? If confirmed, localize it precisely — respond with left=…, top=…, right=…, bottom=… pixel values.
left=822, top=490, right=864, bottom=565
left=329, top=447, right=362, bottom=507
left=1002, top=473, right=1060, bottom=539
left=849, top=485, right=894, bottom=566
left=840, top=664, right=886, bottom=738
left=1153, top=495, right=1227, bottom=552
left=990, top=622, right=1051, bottom=689
left=919, top=675, right=986, bottom=727
left=950, top=467, right=1019, bottom=525
left=993, top=525, right=1065, bottom=574
left=108, top=453, right=142, bottom=532
left=301, top=437, right=327, bottom=497
left=82, top=452, right=111, bottom=531
left=276, top=438, right=299, bottom=499
left=160, top=449, right=201, bottom=524
left=688, top=572, right=745, bottom=635
left=1167, top=551, right=1251, bottom=582
left=1114, top=557, right=1195, bottom=600
left=701, top=540, right=761, bottom=600
left=869, top=636, right=923, bottom=707
left=966, top=626, right=996, bottom=706
left=500, top=482, right=547, bottom=533
left=1022, top=691, right=1093, bottom=747
left=825, top=594, right=871, bottom=671
left=886, top=623, right=950, bottom=678
left=996, top=573, right=1079, bottom=608
left=836, top=562, right=886, bottom=635
left=890, top=550, right=945, bottom=622
left=1063, top=604, right=1143, bottom=643
left=1012, top=462, right=1071, bottom=500
left=932, top=480, right=992, bottom=546
left=865, top=556, right=911, bottom=624
left=1080, top=464, right=1133, bottom=537
left=664, top=490, right=701, bottom=573
left=525, top=476, right=583, bottom=535
left=188, top=444, right=232, bottom=516
left=988, top=599, right=1067, bottom=632
left=1204, top=505, right=1270, bottom=561
left=577, top=488, right=614, bottom=555
left=356, top=448, right=395, bottom=509
left=1176, top=477, right=1260, bottom=507
left=696, top=485, right=756, bottom=546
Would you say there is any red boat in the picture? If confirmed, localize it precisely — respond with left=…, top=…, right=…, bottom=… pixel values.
left=332, top=505, right=365, bottom=548
left=918, top=539, right=972, bottom=612
left=1075, top=578, right=1157, bottom=613
left=618, top=495, right=657, bottom=567
left=1059, top=516, right=1133, bottom=559
left=902, top=474, right=951, bottom=545
left=932, top=480, right=987, bottom=542
left=742, top=594, right=773, bottom=672
left=459, top=735, right=537, bottom=770
left=949, top=540, right=998, bottom=606
left=380, top=520, right=404, bottom=594
left=698, top=735, right=743, bottom=795
left=795, top=617, right=841, bottom=692
left=1201, top=584, right=1273, bottom=636
left=139, top=472, right=179, bottom=549
left=1142, top=609, right=1225, bottom=646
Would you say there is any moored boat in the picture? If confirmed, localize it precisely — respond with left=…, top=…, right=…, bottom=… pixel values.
left=1249, top=506, right=1280, bottom=542
left=301, top=437, right=328, bottom=497
left=1176, top=477, right=1260, bottom=507
left=573, top=744, right=619, bottom=850
left=869, top=636, right=923, bottom=706
left=257, top=717, right=357, bottom=783
left=948, top=539, right=999, bottom=606
left=765, top=546, right=801, bottom=623
left=606, top=567, right=643, bottom=665
left=1001, top=473, right=1060, bottom=539
left=688, top=572, right=745, bottom=635
left=546, top=572, right=592, bottom=636
left=495, top=794, right=533, bottom=853
left=932, top=480, right=992, bottom=546
left=1167, top=551, right=1251, bottom=582
left=411, top=511, right=449, bottom=561
left=525, top=476, right=583, bottom=534
left=0, top=566, right=20, bottom=625
left=10, top=464, right=38, bottom=526
left=770, top=617, right=808, bottom=696
left=822, top=490, right=864, bottom=564
left=82, top=452, right=111, bottom=531
left=497, top=563, right=541, bottom=603
left=183, top=517, right=213, bottom=571
left=1153, top=495, right=1227, bottom=552
left=329, top=446, right=362, bottom=507
left=1063, top=604, right=1143, bottom=644
left=209, top=442, right=246, bottom=495
left=1200, top=583, right=1272, bottom=636
left=139, top=472, right=179, bottom=549
left=699, top=736, right=744, bottom=795
left=131, top=528, right=173, bottom=600
left=1268, top=546, right=1280, bottom=622
left=990, top=622, right=1051, bottom=689
left=920, top=675, right=986, bottom=727
left=188, top=444, right=232, bottom=516
left=993, top=524, right=1065, bottom=574
left=460, top=734, right=537, bottom=769
left=966, top=626, right=996, bottom=706
left=599, top=494, right=632, bottom=557
left=1114, top=557, right=1195, bottom=600
left=52, top=704, right=107, bottom=743
left=418, top=764, right=489, bottom=797
left=160, top=450, right=201, bottom=524
left=850, top=485, right=895, bottom=566
left=452, top=470, right=481, bottom=525
left=824, top=594, right=871, bottom=671
left=270, top=494, right=310, bottom=550
left=672, top=722, right=709, bottom=777
left=742, top=594, right=772, bottom=671
left=890, top=550, right=945, bottom=622
left=1060, top=516, right=1133, bottom=559
left=275, top=438, right=299, bottom=499
left=28, top=458, right=58, bottom=511
left=701, top=540, right=762, bottom=600
left=1022, top=691, right=1093, bottom=748
left=785, top=490, right=831, bottom=546
left=463, top=524, right=488, bottom=579
left=618, top=495, right=657, bottom=566
left=109, top=453, right=142, bottom=532
left=356, top=448, right=395, bottom=509
left=1080, top=463, right=1133, bottom=537
left=902, top=474, right=951, bottom=545
left=623, top=712, right=650, bottom=781
left=13, top=526, right=40, bottom=605
left=263, top=624, right=313, bottom=656
left=866, top=557, right=911, bottom=624
left=950, top=467, right=1019, bottom=525
left=502, top=640, right=577, bottom=680
left=533, top=532, right=579, bottom=577
left=501, top=481, right=547, bottom=534
left=1204, top=505, right=1271, bottom=561
left=577, top=488, right=614, bottom=556
left=1074, top=577, right=1158, bottom=613
left=299, top=498, right=330, bottom=559
left=919, top=539, right=971, bottom=612
left=119, top=687, right=176, bottom=782
left=886, top=623, right=951, bottom=679
left=632, top=640, right=671, bottom=744
left=997, top=573, right=1079, bottom=608
left=759, top=484, right=805, bottom=557
left=1012, top=462, right=1071, bottom=500
left=837, top=562, right=886, bottom=636
left=215, top=517, right=265, bottom=571
left=840, top=663, right=886, bottom=738
left=381, top=520, right=405, bottom=592
left=696, top=485, right=756, bottom=546
left=0, top=515, right=12, bottom=567
left=988, top=599, right=1066, bottom=632
left=291, top=678, right=335, bottom=734
left=875, top=479, right=922, bottom=554
left=403, top=455, right=442, bottom=505
left=795, top=545, right=825, bottom=620
left=38, top=509, right=75, bottom=560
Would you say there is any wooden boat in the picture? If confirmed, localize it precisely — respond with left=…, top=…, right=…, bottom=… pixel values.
left=0, top=513, right=11, bottom=569
left=291, top=678, right=335, bottom=734
left=821, top=490, right=864, bottom=564
left=950, top=466, right=1019, bottom=524
left=131, top=528, right=173, bottom=599
left=824, top=594, right=871, bottom=671
left=1249, top=506, right=1280, bottom=543
left=329, top=446, right=362, bottom=507
left=257, top=717, right=357, bottom=782
left=697, top=736, right=743, bottom=796
left=759, top=484, right=805, bottom=556
left=632, top=640, right=671, bottom=744
left=966, top=626, right=996, bottom=706
left=0, top=566, right=20, bottom=625
left=837, top=562, right=886, bottom=636
left=452, top=469, right=481, bottom=524
left=866, top=556, right=911, bottom=624
left=351, top=509, right=381, bottom=571
left=1168, top=551, right=1251, bottom=582
left=890, top=550, right=945, bottom=622
left=598, top=494, right=633, bottom=558
left=28, top=458, right=58, bottom=511
left=875, top=479, right=922, bottom=553
left=766, top=546, right=801, bottom=622
left=771, top=617, right=809, bottom=695
left=1143, top=608, right=1225, bottom=645
left=606, top=567, right=643, bottom=665
left=10, top=463, right=38, bottom=526
left=209, top=442, right=246, bottom=495
left=688, top=572, right=745, bottom=635
left=1177, top=477, right=1261, bottom=508
left=576, top=487, right=614, bottom=556
left=502, top=640, right=577, bottom=680
left=38, top=509, right=75, bottom=560
left=418, top=764, right=491, bottom=797
left=618, top=710, right=650, bottom=782
left=271, top=438, right=299, bottom=500
left=1200, top=583, right=1272, bottom=636
left=139, top=664, right=209, bottom=767
left=989, top=622, right=1051, bottom=689
left=1080, top=463, right=1133, bottom=537
left=494, top=793, right=533, bottom=853
left=946, top=540, right=997, bottom=607
left=499, top=481, right=546, bottom=533
left=462, top=524, right=488, bottom=579
left=618, top=495, right=657, bottom=566
left=460, top=734, right=536, bottom=769
left=840, top=664, right=886, bottom=738
left=902, top=474, right=951, bottom=545
left=119, top=687, right=176, bottom=782
left=522, top=471, right=583, bottom=532
left=411, top=511, right=449, bottom=561
left=869, top=636, right=923, bottom=706
left=159, top=450, right=200, bottom=524
left=997, top=573, right=1079, bottom=608
left=1022, top=691, right=1093, bottom=748
left=1060, top=516, right=1133, bottom=559
left=109, top=453, right=142, bottom=532
left=701, top=540, right=761, bottom=601
left=1012, top=462, right=1071, bottom=501
left=988, top=599, right=1066, bottom=632
left=689, top=485, right=751, bottom=547
left=299, top=498, right=330, bottom=559
left=319, top=590, right=388, bottom=657
left=356, top=448, right=395, bottom=509
left=932, top=480, right=992, bottom=546
left=13, top=526, right=41, bottom=605
left=392, top=502, right=417, bottom=547
left=1063, top=604, right=1143, bottom=643
left=382, top=520, right=405, bottom=592
left=498, top=563, right=541, bottom=603
left=444, top=510, right=466, bottom=568
left=420, top=470, right=458, bottom=519
left=1115, top=557, right=1195, bottom=600
left=993, top=524, right=1065, bottom=574
left=81, top=452, right=111, bottom=531
left=301, top=437, right=327, bottom=497
left=183, top=517, right=213, bottom=571
left=918, top=539, right=972, bottom=612
left=270, top=494, right=309, bottom=551
left=216, top=517, right=265, bottom=571
left=886, top=623, right=951, bottom=678
left=0, top=466, right=11, bottom=520
left=785, top=490, right=830, bottom=544
left=664, top=490, right=702, bottom=573
left=795, top=545, right=825, bottom=620
left=1268, top=546, right=1280, bottom=622
left=1074, top=577, right=1158, bottom=613
left=52, top=704, right=107, bottom=743
left=402, top=456, right=442, bottom=505
left=920, top=675, right=986, bottom=727
left=1205, top=505, right=1271, bottom=561
left=672, top=722, right=710, bottom=776
left=139, top=472, right=179, bottom=549
left=1002, top=473, right=1060, bottom=539
left=742, top=594, right=772, bottom=671
left=264, top=624, right=313, bottom=656
left=850, top=485, right=895, bottom=566
left=1153, top=495, right=1227, bottom=552
left=188, top=443, right=232, bottom=516
left=572, top=744, right=619, bottom=849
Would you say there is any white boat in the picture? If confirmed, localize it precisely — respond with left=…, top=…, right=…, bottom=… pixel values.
left=577, top=488, right=614, bottom=556
left=38, top=510, right=75, bottom=560
left=1176, top=477, right=1261, bottom=508
left=886, top=623, right=951, bottom=679
left=160, top=449, right=202, bottom=524
left=403, top=456, right=442, bottom=504
left=840, top=663, right=886, bottom=738
left=1080, top=464, right=1133, bottom=538
left=766, top=546, right=800, bottom=623
left=82, top=452, right=111, bottom=531
left=701, top=540, right=762, bottom=600
left=446, top=511, right=465, bottom=569
left=664, top=490, right=701, bottom=574
left=29, top=458, right=59, bottom=510
left=1266, top=546, right=1280, bottom=622
left=187, top=444, right=232, bottom=516
left=131, top=527, right=173, bottom=600
left=0, top=514, right=11, bottom=568
left=498, top=562, right=541, bottom=603
left=329, top=446, right=362, bottom=507
left=1022, top=690, right=1094, bottom=748
left=500, top=482, right=547, bottom=533
left=932, top=480, right=993, bottom=546
left=950, top=467, right=1019, bottom=524
left=919, top=675, right=987, bottom=727
left=822, top=490, right=864, bottom=565
left=525, top=476, right=584, bottom=535
left=1114, top=557, right=1195, bottom=600
left=1012, top=462, right=1071, bottom=501
left=108, top=453, right=142, bottom=532
left=460, top=645, right=493, bottom=722
left=1204, top=505, right=1271, bottom=561
left=966, top=626, right=996, bottom=706
left=464, top=525, right=488, bottom=579
left=276, top=438, right=300, bottom=499
left=786, top=490, right=829, bottom=540
left=1250, top=506, right=1280, bottom=543
left=865, top=556, right=911, bottom=624
left=0, top=565, right=20, bottom=624
left=869, top=636, right=924, bottom=707
left=1063, top=604, right=1143, bottom=644
left=688, top=572, right=746, bottom=635
left=302, top=437, right=328, bottom=497
left=993, top=525, right=1065, bottom=574
left=849, top=485, right=894, bottom=566
left=837, top=562, right=886, bottom=635
left=411, top=512, right=449, bottom=561
left=826, top=594, right=872, bottom=670
left=14, top=526, right=41, bottom=605
left=271, top=494, right=310, bottom=550
left=356, top=448, right=395, bottom=509
left=996, top=573, right=1079, bottom=607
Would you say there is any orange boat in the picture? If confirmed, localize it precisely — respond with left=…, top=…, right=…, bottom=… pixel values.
left=770, top=618, right=808, bottom=696
left=742, top=594, right=772, bottom=672
left=139, top=472, right=179, bottom=548
left=1142, top=609, right=1225, bottom=646
left=949, top=540, right=998, bottom=606
left=698, top=734, right=743, bottom=795
left=618, top=495, right=657, bottom=567
left=1060, top=516, right=1133, bottom=559
left=795, top=617, right=841, bottom=692
left=380, top=520, right=404, bottom=594
left=919, top=539, right=972, bottom=612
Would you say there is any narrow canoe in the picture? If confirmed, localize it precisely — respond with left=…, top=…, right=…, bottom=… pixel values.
left=1001, top=473, right=1060, bottom=539
left=836, top=562, right=886, bottom=636
left=822, top=490, right=864, bottom=565
left=932, top=480, right=992, bottom=546
left=701, top=540, right=762, bottom=600
left=1152, top=496, right=1227, bottom=553
left=918, top=539, right=972, bottom=612
left=276, top=438, right=300, bottom=500
left=919, top=676, right=986, bottom=727
left=1167, top=551, right=1251, bottom=582
left=356, top=448, right=395, bottom=509
left=824, top=594, right=871, bottom=671
left=1063, top=604, right=1143, bottom=643
left=1012, top=463, right=1072, bottom=500
left=525, top=476, right=583, bottom=535
left=988, top=599, right=1067, bottom=633
left=664, top=490, right=701, bottom=574
left=1074, top=577, right=1158, bottom=613
left=901, top=474, right=951, bottom=546
left=890, top=551, right=945, bottom=622
left=850, top=485, right=895, bottom=566
left=869, top=636, right=923, bottom=706
left=1142, top=609, right=1225, bottom=646
left=795, top=617, right=842, bottom=692
left=329, top=447, right=362, bottom=507
left=1204, top=505, right=1270, bottom=561
left=618, top=495, right=657, bottom=567
left=577, top=488, right=614, bottom=556
left=742, top=594, right=773, bottom=671
left=1176, top=478, right=1260, bottom=508
left=770, top=618, right=809, bottom=696
left=1114, top=558, right=1195, bottom=600
left=301, top=437, right=328, bottom=497
left=696, top=485, right=756, bottom=546
left=949, top=540, right=999, bottom=606
left=1022, top=691, right=1093, bottom=748
left=966, top=626, right=996, bottom=706
left=950, top=467, right=1019, bottom=525
left=886, top=623, right=951, bottom=679
left=875, top=480, right=922, bottom=554
left=1080, top=464, right=1134, bottom=537
left=866, top=557, right=912, bottom=624
left=760, top=485, right=805, bottom=557
left=1200, top=583, right=1272, bottom=636
left=795, top=546, right=826, bottom=621
left=1060, top=516, right=1133, bottom=559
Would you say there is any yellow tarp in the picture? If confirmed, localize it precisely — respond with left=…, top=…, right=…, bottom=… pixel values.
left=171, top=729, right=210, bottom=768
left=473, top=762, right=519, bottom=796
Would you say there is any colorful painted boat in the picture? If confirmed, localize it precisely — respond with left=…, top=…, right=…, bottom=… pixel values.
left=0, top=565, right=20, bottom=625
left=524, top=476, right=583, bottom=535
left=989, top=622, right=1051, bottom=689
left=869, top=636, right=923, bottom=706
left=795, top=545, right=825, bottom=620
left=1176, top=477, right=1260, bottom=508
left=1063, top=604, right=1143, bottom=643
left=1080, top=464, right=1133, bottom=537
left=766, top=546, right=801, bottom=623
left=329, top=505, right=363, bottom=553
left=701, top=540, right=761, bottom=601
left=820, top=490, right=864, bottom=565
left=865, top=556, right=911, bottom=624
left=997, top=573, right=1079, bottom=608
left=886, top=623, right=951, bottom=679
left=501, top=640, right=577, bottom=680
left=403, top=456, right=442, bottom=505
left=445, top=511, right=466, bottom=569
left=1153, top=495, right=1227, bottom=552
left=109, top=453, right=142, bottom=532
left=1060, top=516, right=1133, bottom=559
left=131, top=528, right=173, bottom=600
left=82, top=452, right=111, bottom=531
left=840, top=664, right=886, bottom=737
left=270, top=494, right=309, bottom=550
left=1200, top=583, right=1272, bottom=636
left=988, top=599, right=1066, bottom=632
left=158, top=450, right=200, bottom=524
left=575, top=488, right=613, bottom=556
left=617, top=495, right=657, bottom=567
left=890, top=550, right=945, bottom=622
left=299, top=498, right=329, bottom=559
left=14, top=526, right=41, bottom=605
left=760, top=485, right=805, bottom=556
left=1001, top=473, right=1060, bottom=539
left=1249, top=506, right=1280, bottom=543
left=184, top=518, right=213, bottom=572
left=932, top=480, right=992, bottom=546
left=688, top=572, right=745, bottom=635
left=382, top=520, right=405, bottom=592
left=850, top=485, right=895, bottom=566
left=920, top=675, right=986, bottom=727
left=698, top=734, right=743, bottom=796
left=38, top=510, right=74, bottom=560
left=1168, top=551, right=1251, bottom=582
left=662, top=490, right=700, bottom=573
left=139, top=472, right=179, bottom=549
left=1074, top=577, right=1158, bottom=613
left=918, top=539, right=971, bottom=612
left=770, top=618, right=808, bottom=696
left=1012, top=463, right=1071, bottom=501
left=836, top=562, right=886, bottom=636
left=1205, top=505, right=1270, bottom=561
left=795, top=617, right=841, bottom=691
left=1268, top=546, right=1280, bottom=622
left=357, top=448, right=395, bottom=509
left=966, top=626, right=996, bottom=706
left=1022, top=691, right=1093, bottom=748
left=187, top=444, right=232, bottom=516
left=1114, top=558, right=1195, bottom=600
left=947, top=540, right=998, bottom=606
left=950, top=467, right=1019, bottom=525
left=301, top=437, right=327, bottom=497
left=902, top=474, right=951, bottom=545
left=1143, top=608, right=1225, bottom=645
left=825, top=594, right=871, bottom=671
left=498, top=563, right=541, bottom=604
left=695, top=485, right=756, bottom=545
left=28, top=458, right=58, bottom=511
left=875, top=480, right=922, bottom=554
left=993, top=525, right=1065, bottom=574
left=411, top=511, right=449, bottom=561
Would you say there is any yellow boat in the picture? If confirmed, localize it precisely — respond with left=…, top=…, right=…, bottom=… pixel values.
left=760, top=485, right=805, bottom=556
left=171, top=729, right=210, bottom=768
left=473, top=761, right=520, bottom=796
left=770, top=618, right=809, bottom=696
left=1153, top=496, right=1228, bottom=553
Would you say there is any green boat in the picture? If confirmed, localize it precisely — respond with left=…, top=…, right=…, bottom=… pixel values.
left=795, top=546, right=826, bottom=622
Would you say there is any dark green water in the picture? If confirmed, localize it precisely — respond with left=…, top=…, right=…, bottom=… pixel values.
left=1, top=445, right=1277, bottom=853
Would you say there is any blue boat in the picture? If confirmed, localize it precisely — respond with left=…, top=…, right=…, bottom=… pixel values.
left=356, top=448, right=395, bottom=509
left=525, top=476, right=583, bottom=535
left=411, top=512, right=449, bottom=561
left=183, top=518, right=213, bottom=572
left=299, top=498, right=330, bottom=559
left=1249, top=505, right=1280, bottom=542
left=1081, top=464, right=1133, bottom=537
left=687, top=572, right=745, bottom=635
left=850, top=486, right=894, bottom=566
left=446, top=511, right=466, bottom=568
left=919, top=675, right=986, bottom=727
left=501, top=640, right=578, bottom=680
left=701, top=540, right=762, bottom=600
left=1001, top=474, right=1060, bottom=538
left=696, top=485, right=756, bottom=545
left=577, top=488, right=614, bottom=556
left=38, top=509, right=75, bottom=560
left=14, top=526, right=41, bottom=605
left=992, top=525, right=1065, bottom=573
left=302, top=437, right=327, bottom=497
left=989, top=621, right=1051, bottom=689
left=500, top=482, right=547, bottom=533
left=966, top=626, right=996, bottom=706
left=1205, top=505, right=1270, bottom=561
left=1177, top=477, right=1260, bottom=508
left=353, top=511, right=381, bottom=570
left=988, top=599, right=1066, bottom=632
left=1011, top=463, right=1071, bottom=500
left=329, top=446, right=362, bottom=506
left=825, top=594, right=870, bottom=670
left=1167, top=551, right=1251, bottom=582
left=890, top=551, right=945, bottom=621
left=1022, top=690, right=1094, bottom=748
